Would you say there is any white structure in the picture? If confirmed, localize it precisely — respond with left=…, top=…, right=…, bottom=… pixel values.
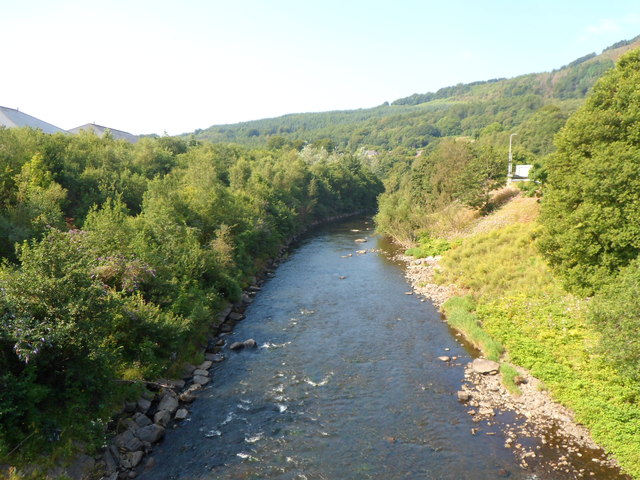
left=0, top=106, right=66, bottom=134
left=69, top=123, right=139, bottom=143
left=514, top=164, right=532, bottom=178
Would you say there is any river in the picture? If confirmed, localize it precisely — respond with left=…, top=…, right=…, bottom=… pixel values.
left=138, top=217, right=626, bottom=479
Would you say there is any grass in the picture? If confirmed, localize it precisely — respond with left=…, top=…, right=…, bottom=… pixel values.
left=442, top=296, right=503, bottom=362
left=405, top=234, right=453, bottom=258
left=435, top=222, right=562, bottom=299
left=499, top=363, right=523, bottom=396
left=432, top=196, right=640, bottom=478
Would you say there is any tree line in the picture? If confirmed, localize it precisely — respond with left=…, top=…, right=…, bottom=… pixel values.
left=0, top=129, right=381, bottom=460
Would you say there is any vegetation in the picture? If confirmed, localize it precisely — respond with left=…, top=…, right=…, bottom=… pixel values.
left=0, top=128, right=381, bottom=464
left=3, top=32, right=640, bottom=478
left=539, top=48, right=640, bottom=295
left=442, top=296, right=503, bottom=362
left=432, top=202, right=640, bottom=477
left=404, top=233, right=452, bottom=258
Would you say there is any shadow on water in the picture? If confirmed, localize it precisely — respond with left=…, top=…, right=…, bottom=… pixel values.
left=138, top=216, right=629, bottom=480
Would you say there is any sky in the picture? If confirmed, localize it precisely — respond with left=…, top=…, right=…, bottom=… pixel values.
left=2, top=1, right=640, bottom=136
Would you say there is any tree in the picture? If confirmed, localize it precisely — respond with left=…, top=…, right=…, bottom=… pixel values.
left=538, top=48, right=640, bottom=294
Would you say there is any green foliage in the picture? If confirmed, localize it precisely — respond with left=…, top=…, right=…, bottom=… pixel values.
left=539, top=47, right=640, bottom=295
left=432, top=196, right=640, bottom=476
left=0, top=129, right=382, bottom=464
left=476, top=295, right=640, bottom=478
left=442, top=296, right=503, bottom=361
left=552, top=59, right=614, bottom=99
left=437, top=223, right=560, bottom=298
left=588, top=257, right=640, bottom=382
left=499, top=363, right=522, bottom=396
left=405, top=233, right=451, bottom=258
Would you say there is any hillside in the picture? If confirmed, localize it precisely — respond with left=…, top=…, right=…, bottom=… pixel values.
left=187, top=35, right=640, bottom=155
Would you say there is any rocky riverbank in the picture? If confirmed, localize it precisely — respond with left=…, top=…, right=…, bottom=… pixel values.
left=3, top=213, right=368, bottom=480
left=399, top=254, right=629, bottom=478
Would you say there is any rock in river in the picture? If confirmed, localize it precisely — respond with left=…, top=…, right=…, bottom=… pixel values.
left=135, top=424, right=165, bottom=444
left=471, top=358, right=500, bottom=375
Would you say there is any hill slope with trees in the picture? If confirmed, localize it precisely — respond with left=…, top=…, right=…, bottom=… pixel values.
left=187, top=35, right=640, bottom=160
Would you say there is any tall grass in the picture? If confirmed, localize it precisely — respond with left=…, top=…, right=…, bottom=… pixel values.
left=436, top=223, right=562, bottom=299
left=442, top=296, right=503, bottom=361
left=434, top=207, right=640, bottom=478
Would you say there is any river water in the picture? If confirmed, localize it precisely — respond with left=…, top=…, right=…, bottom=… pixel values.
left=138, top=218, right=626, bottom=480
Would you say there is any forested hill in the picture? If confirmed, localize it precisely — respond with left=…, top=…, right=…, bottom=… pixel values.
left=187, top=35, right=640, bottom=154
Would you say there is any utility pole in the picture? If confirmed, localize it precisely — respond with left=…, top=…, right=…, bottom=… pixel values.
left=507, top=133, right=517, bottom=185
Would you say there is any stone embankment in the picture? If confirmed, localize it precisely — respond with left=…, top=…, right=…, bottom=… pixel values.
left=98, top=275, right=263, bottom=480
left=88, top=212, right=365, bottom=479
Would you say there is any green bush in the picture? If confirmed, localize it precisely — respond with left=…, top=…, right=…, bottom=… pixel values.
left=589, top=257, right=640, bottom=382
left=539, top=48, right=640, bottom=295
left=405, top=233, right=452, bottom=258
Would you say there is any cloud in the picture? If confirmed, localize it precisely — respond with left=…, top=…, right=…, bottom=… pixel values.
left=585, top=18, right=621, bottom=35
left=622, top=13, right=640, bottom=26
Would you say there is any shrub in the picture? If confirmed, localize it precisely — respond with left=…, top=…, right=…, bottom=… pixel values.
left=405, top=233, right=452, bottom=258
left=588, top=257, right=640, bottom=382
left=539, top=48, right=640, bottom=295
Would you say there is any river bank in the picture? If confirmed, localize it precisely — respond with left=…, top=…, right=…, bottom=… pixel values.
left=400, top=253, right=629, bottom=478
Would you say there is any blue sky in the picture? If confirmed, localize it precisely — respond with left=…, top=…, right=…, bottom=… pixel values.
left=2, top=0, right=639, bottom=135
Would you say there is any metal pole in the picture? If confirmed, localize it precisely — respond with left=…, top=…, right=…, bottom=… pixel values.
left=508, top=133, right=517, bottom=185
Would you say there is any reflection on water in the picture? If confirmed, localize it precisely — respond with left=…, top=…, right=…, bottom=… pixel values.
left=138, top=218, right=626, bottom=480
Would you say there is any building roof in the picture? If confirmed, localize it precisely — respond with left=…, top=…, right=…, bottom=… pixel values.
left=0, top=106, right=67, bottom=134
left=68, top=123, right=139, bottom=143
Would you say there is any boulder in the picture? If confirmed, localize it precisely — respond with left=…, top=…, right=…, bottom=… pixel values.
left=121, top=450, right=144, bottom=469
left=109, top=445, right=121, bottom=465
left=157, top=394, right=179, bottom=414
left=182, top=363, right=197, bottom=378
left=228, top=312, right=245, bottom=322
left=471, top=358, right=500, bottom=375
left=114, top=430, right=143, bottom=452
left=437, top=356, right=451, bottom=362
left=121, top=418, right=138, bottom=432
left=217, top=305, right=233, bottom=323
left=179, top=391, right=197, bottom=403
left=166, top=379, right=185, bottom=390
left=243, top=339, right=257, bottom=349
left=133, top=412, right=152, bottom=428
left=229, top=342, right=245, bottom=351
left=198, top=360, right=213, bottom=370
left=355, top=238, right=367, bottom=243
left=153, top=410, right=171, bottom=427
left=124, top=401, right=137, bottom=413
left=219, top=323, right=234, bottom=334
left=192, top=368, right=209, bottom=377
left=457, top=391, right=472, bottom=402
left=135, top=424, right=165, bottom=444
left=174, top=408, right=188, bottom=421
left=205, top=353, right=225, bottom=363
left=179, top=383, right=201, bottom=403
left=193, top=375, right=210, bottom=385
left=104, top=449, right=118, bottom=474
left=136, top=398, right=151, bottom=414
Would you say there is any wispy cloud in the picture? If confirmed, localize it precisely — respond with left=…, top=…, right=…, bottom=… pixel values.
left=621, top=13, right=640, bottom=26
left=585, top=18, right=621, bottom=35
